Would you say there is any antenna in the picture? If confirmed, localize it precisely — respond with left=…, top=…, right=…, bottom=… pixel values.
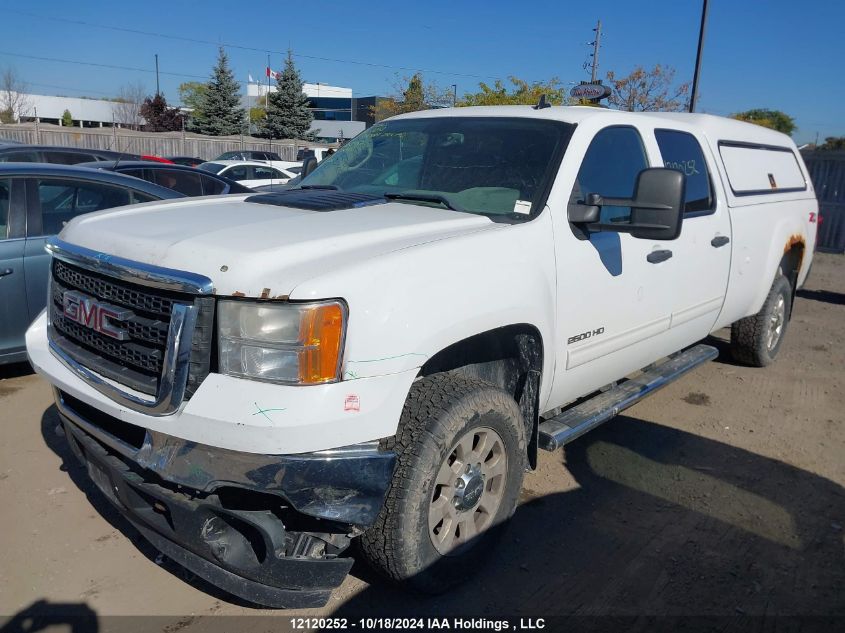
left=113, top=137, right=136, bottom=170
left=533, top=94, right=551, bottom=110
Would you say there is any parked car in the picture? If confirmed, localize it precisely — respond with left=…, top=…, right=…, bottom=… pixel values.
left=139, top=155, right=174, bottom=164
left=198, top=160, right=296, bottom=189
left=0, top=145, right=142, bottom=165
left=77, top=161, right=253, bottom=196
left=166, top=156, right=204, bottom=167
left=25, top=107, right=817, bottom=608
left=0, top=164, right=182, bottom=363
left=214, top=150, right=282, bottom=162
left=296, top=147, right=334, bottom=162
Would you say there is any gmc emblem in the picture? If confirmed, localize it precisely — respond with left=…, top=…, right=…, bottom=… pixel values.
left=62, top=290, right=131, bottom=341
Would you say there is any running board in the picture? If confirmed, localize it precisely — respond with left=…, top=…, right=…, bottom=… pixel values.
left=538, top=344, right=718, bottom=451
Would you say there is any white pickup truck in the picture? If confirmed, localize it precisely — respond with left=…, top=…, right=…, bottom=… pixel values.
left=26, top=105, right=817, bottom=608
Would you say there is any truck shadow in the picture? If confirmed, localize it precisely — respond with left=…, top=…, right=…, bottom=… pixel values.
left=796, top=288, right=845, bottom=306
left=333, top=415, right=845, bottom=620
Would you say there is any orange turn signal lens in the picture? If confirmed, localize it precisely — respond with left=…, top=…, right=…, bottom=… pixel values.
left=298, top=302, right=346, bottom=384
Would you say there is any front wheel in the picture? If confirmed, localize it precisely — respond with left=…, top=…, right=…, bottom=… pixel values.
left=359, top=373, right=526, bottom=593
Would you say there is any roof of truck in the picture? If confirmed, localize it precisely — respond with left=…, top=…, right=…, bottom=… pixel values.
left=391, top=106, right=797, bottom=149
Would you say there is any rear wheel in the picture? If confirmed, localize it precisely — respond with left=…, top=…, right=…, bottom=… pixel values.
left=359, top=373, right=526, bottom=593
left=730, top=273, right=792, bottom=367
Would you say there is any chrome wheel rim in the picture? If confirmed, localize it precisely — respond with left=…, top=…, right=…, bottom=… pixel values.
left=767, top=295, right=786, bottom=351
left=428, top=426, right=508, bottom=556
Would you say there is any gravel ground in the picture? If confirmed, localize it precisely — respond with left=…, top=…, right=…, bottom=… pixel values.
left=1, top=253, right=842, bottom=632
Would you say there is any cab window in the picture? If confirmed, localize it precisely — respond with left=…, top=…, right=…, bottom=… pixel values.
left=253, top=166, right=281, bottom=180
left=655, top=129, right=714, bottom=214
left=224, top=165, right=249, bottom=180
left=571, top=126, right=648, bottom=223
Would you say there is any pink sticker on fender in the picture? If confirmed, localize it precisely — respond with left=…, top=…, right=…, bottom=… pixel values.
left=344, top=394, right=361, bottom=412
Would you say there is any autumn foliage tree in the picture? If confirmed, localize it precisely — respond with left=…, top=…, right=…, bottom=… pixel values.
left=372, top=73, right=453, bottom=121
left=731, top=109, right=796, bottom=136
left=140, top=93, right=183, bottom=132
left=458, top=76, right=569, bottom=106
left=606, top=64, right=690, bottom=112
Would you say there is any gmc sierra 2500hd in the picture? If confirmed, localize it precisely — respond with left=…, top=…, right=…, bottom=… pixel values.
left=26, top=105, right=817, bottom=607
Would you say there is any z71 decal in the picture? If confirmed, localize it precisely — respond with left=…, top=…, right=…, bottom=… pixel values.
left=567, top=327, right=605, bottom=345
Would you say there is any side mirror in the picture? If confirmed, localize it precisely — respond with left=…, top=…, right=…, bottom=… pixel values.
left=568, top=168, right=686, bottom=241
left=301, top=156, right=318, bottom=178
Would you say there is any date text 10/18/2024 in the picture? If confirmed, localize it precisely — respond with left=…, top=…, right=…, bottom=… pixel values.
left=289, top=618, right=547, bottom=631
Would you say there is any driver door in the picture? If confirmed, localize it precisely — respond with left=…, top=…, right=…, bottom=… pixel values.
left=548, top=125, right=679, bottom=406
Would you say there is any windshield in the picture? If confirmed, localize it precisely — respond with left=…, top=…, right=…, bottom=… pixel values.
left=198, top=162, right=226, bottom=174
left=299, top=117, right=573, bottom=218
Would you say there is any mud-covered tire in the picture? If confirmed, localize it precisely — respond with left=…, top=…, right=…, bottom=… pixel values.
left=359, top=373, right=526, bottom=593
left=730, top=273, right=792, bottom=367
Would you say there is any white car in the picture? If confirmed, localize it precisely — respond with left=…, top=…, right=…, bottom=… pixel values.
left=27, top=105, right=817, bottom=608
left=198, top=160, right=298, bottom=189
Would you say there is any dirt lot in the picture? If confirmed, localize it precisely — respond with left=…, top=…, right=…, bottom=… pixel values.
left=1, top=254, right=843, bottom=630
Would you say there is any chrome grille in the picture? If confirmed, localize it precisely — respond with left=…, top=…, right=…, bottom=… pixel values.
left=45, top=239, right=215, bottom=416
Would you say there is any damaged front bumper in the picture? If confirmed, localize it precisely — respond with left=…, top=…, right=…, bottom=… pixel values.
left=55, top=389, right=395, bottom=608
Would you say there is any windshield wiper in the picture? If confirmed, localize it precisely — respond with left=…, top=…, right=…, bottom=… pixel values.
left=384, top=191, right=466, bottom=213
left=298, top=184, right=338, bottom=190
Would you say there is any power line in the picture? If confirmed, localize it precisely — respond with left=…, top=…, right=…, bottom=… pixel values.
left=0, top=50, right=208, bottom=81
left=5, top=9, right=501, bottom=81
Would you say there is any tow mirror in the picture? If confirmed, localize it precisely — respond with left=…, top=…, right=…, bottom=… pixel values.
left=301, top=156, right=318, bottom=178
left=568, top=168, right=686, bottom=241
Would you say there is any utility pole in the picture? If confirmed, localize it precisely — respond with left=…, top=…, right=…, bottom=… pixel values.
left=590, top=20, right=602, bottom=83
left=451, top=84, right=457, bottom=107
left=154, top=54, right=160, bottom=96
left=689, top=0, right=709, bottom=113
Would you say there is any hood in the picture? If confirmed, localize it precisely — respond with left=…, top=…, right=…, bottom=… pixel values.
left=60, top=196, right=496, bottom=297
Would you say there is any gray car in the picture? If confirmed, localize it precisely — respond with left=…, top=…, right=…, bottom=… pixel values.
left=0, top=164, right=183, bottom=364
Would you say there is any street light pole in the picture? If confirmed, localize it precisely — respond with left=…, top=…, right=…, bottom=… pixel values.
left=451, top=84, right=457, bottom=107
left=689, top=0, right=709, bottom=113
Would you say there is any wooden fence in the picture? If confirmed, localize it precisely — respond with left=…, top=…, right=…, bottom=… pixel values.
left=0, top=123, right=333, bottom=162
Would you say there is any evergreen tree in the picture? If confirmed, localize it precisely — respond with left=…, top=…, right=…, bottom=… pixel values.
left=259, top=51, right=314, bottom=140
left=61, top=109, right=73, bottom=127
left=194, top=47, right=246, bottom=136
left=140, top=94, right=183, bottom=131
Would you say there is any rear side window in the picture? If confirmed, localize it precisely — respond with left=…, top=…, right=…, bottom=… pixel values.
left=719, top=143, right=806, bottom=195
left=253, top=166, right=281, bottom=180
left=655, top=129, right=714, bottom=214
left=43, top=151, right=97, bottom=165
left=201, top=175, right=227, bottom=194
left=224, top=165, right=249, bottom=180
left=130, top=190, right=158, bottom=204
left=572, top=126, right=648, bottom=223
left=35, top=179, right=130, bottom=235
left=151, top=169, right=203, bottom=196
left=0, top=150, right=38, bottom=162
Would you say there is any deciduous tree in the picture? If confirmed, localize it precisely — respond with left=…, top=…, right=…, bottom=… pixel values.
left=0, top=66, right=32, bottom=122
left=259, top=51, right=314, bottom=140
left=731, top=109, right=796, bottom=136
left=606, top=65, right=690, bottom=112
left=458, top=76, right=569, bottom=106
left=373, top=73, right=453, bottom=121
left=818, top=136, right=845, bottom=151
left=112, top=82, right=146, bottom=129
left=140, top=93, right=183, bottom=132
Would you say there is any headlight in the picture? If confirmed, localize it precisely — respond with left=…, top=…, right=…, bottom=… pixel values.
left=218, top=300, right=346, bottom=384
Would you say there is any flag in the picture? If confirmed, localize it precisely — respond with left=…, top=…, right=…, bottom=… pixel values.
left=265, top=67, right=282, bottom=80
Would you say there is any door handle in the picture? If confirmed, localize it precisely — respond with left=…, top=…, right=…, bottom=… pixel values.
left=711, top=235, right=730, bottom=248
left=0, top=268, right=13, bottom=277
left=647, top=249, right=673, bottom=264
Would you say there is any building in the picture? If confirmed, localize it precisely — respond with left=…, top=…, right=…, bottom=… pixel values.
left=6, top=92, right=141, bottom=127
left=245, top=81, right=373, bottom=142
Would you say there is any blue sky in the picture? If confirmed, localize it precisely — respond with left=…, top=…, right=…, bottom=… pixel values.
left=2, top=0, right=842, bottom=143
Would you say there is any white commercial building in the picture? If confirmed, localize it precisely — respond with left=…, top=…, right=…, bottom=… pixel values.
left=7, top=92, right=141, bottom=127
